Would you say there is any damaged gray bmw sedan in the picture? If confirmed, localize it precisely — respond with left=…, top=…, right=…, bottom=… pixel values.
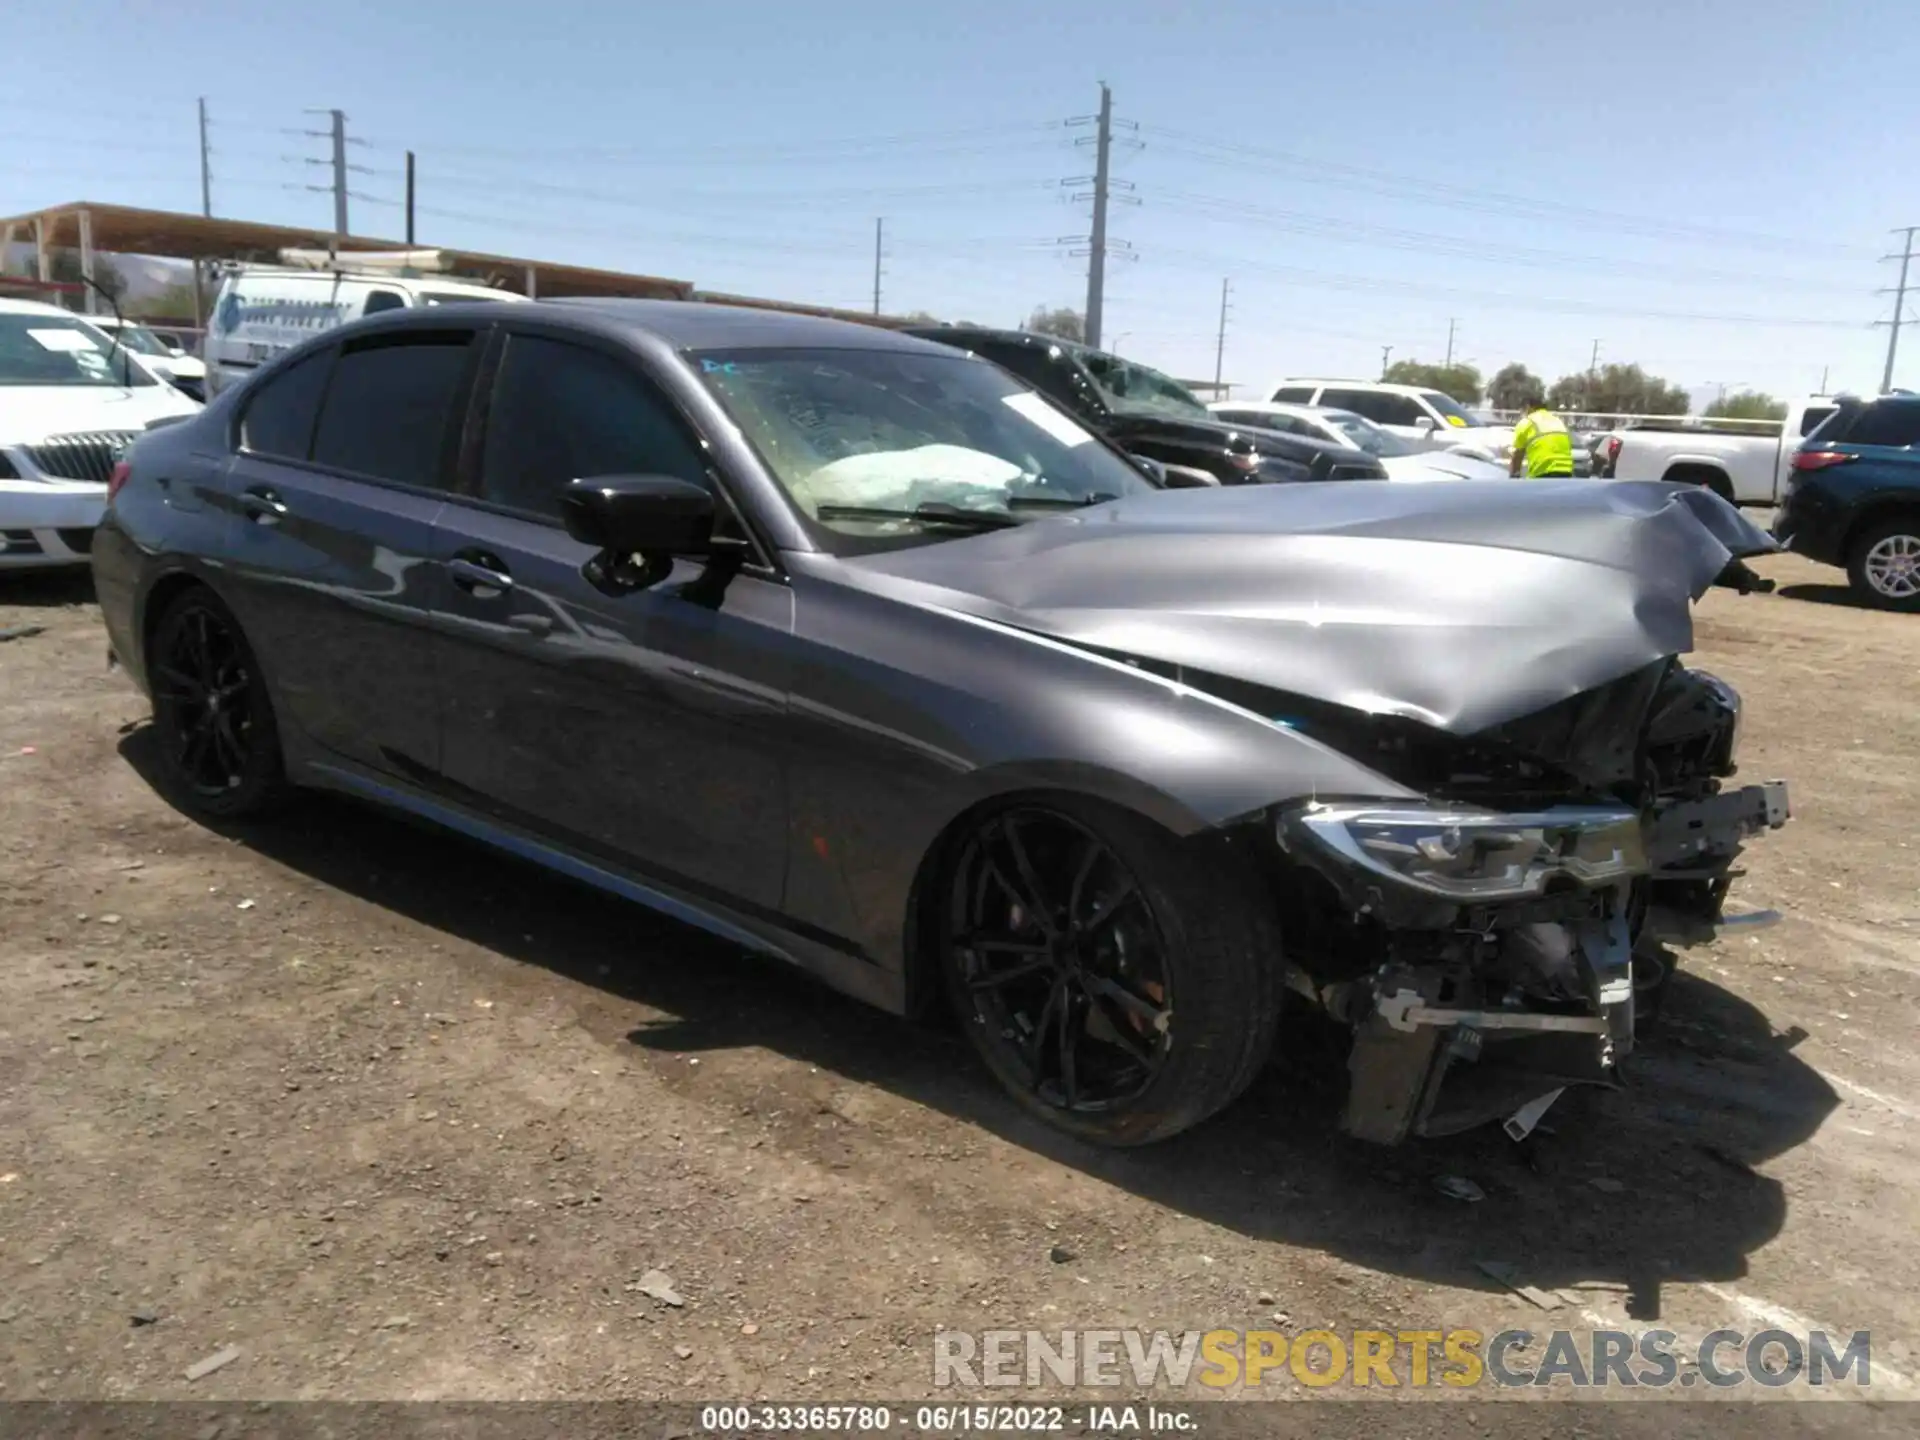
left=92, top=300, right=1790, bottom=1149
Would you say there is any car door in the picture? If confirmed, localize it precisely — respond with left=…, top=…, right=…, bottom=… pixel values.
left=429, top=326, right=794, bottom=913
left=219, top=326, right=481, bottom=777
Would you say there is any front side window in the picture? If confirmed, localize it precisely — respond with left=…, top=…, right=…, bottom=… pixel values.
left=695, top=346, right=1155, bottom=550
left=478, top=334, right=709, bottom=520
left=0, top=313, right=155, bottom=388
left=239, top=348, right=334, bottom=460
left=1419, top=390, right=1485, bottom=427
left=1322, top=410, right=1413, bottom=456
left=1320, top=389, right=1384, bottom=422
left=309, top=332, right=472, bottom=487
left=361, top=290, right=407, bottom=317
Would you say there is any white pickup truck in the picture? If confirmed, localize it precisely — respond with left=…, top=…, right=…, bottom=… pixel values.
left=1597, top=396, right=1840, bottom=506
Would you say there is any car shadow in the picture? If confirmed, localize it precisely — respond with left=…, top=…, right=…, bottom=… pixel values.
left=1775, top=581, right=1883, bottom=611
left=117, top=728, right=1835, bottom=1317
left=0, top=569, right=97, bottom=608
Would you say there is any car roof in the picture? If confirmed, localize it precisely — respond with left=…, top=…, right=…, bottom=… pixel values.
left=532, top=298, right=951, bottom=352
left=1282, top=379, right=1432, bottom=396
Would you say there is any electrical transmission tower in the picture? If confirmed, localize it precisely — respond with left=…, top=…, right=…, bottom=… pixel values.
left=1061, top=83, right=1140, bottom=348
left=1878, top=226, right=1917, bottom=393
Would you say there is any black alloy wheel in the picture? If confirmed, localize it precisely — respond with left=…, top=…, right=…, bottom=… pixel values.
left=939, top=798, right=1281, bottom=1146
left=149, top=589, right=290, bottom=818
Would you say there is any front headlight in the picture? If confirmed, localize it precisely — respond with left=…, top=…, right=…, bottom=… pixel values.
left=1286, top=802, right=1646, bottom=901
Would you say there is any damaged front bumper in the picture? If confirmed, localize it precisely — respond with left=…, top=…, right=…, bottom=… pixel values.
left=1277, top=780, right=1791, bottom=1146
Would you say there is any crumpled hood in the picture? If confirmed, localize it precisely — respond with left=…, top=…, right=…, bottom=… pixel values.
left=845, top=479, right=1775, bottom=734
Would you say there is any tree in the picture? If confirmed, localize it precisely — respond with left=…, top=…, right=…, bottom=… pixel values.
left=45, top=249, right=125, bottom=307
left=899, top=309, right=939, bottom=325
left=1547, top=362, right=1688, bottom=416
left=1487, top=362, right=1545, bottom=412
left=1381, top=359, right=1482, bottom=405
left=1026, top=306, right=1084, bottom=343
left=129, top=282, right=201, bottom=323
left=1704, top=390, right=1787, bottom=422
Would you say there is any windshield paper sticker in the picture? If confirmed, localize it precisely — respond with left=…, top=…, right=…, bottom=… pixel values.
left=26, top=328, right=99, bottom=353
left=1002, top=391, right=1094, bottom=448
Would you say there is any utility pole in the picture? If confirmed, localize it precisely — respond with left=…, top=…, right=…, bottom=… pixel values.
left=872, top=217, right=883, bottom=316
left=195, top=98, right=212, bottom=331
left=405, top=151, right=416, bottom=246
left=1820, top=364, right=1830, bottom=394
left=1380, top=345, right=1392, bottom=379
left=1083, top=83, right=1112, bottom=349
left=1444, top=318, right=1457, bottom=368
left=1878, top=225, right=1916, bottom=393
left=1213, top=277, right=1232, bottom=390
left=1587, top=339, right=1601, bottom=412
left=197, top=98, right=213, bottom=218
left=329, top=109, right=348, bottom=244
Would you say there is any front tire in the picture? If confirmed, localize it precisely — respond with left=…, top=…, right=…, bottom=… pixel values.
left=936, top=797, right=1281, bottom=1147
left=1846, top=516, right=1920, bottom=612
left=148, top=587, right=292, bottom=818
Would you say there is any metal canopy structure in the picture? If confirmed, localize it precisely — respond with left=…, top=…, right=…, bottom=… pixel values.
left=1, top=200, right=695, bottom=318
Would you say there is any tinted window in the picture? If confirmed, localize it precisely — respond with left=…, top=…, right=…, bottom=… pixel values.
left=478, top=334, right=708, bottom=520
left=1218, top=409, right=1306, bottom=435
left=361, top=290, right=406, bottom=316
left=1320, top=389, right=1384, bottom=421
left=975, top=342, right=1064, bottom=397
left=238, top=348, right=333, bottom=459
left=1270, top=387, right=1316, bottom=403
left=310, top=333, right=472, bottom=487
left=1843, top=402, right=1920, bottom=448
left=1377, top=394, right=1430, bottom=426
left=1799, top=405, right=1839, bottom=437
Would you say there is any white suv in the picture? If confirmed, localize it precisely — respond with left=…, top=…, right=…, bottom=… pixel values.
left=1268, top=379, right=1513, bottom=462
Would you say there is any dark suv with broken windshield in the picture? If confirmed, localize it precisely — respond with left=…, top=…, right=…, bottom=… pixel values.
left=905, top=325, right=1388, bottom=487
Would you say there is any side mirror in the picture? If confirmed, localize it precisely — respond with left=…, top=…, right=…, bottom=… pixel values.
left=560, top=474, right=714, bottom=559
left=1129, top=454, right=1169, bottom=485
left=1414, top=416, right=1438, bottom=433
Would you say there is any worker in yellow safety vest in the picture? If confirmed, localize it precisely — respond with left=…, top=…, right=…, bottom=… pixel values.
left=1508, top=390, right=1576, bottom=478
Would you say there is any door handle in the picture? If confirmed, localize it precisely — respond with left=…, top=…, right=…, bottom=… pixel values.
left=239, top=486, right=286, bottom=524
left=448, top=553, right=513, bottom=595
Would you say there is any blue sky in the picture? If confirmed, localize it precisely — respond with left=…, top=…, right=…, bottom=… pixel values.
left=6, top=0, right=1915, bottom=404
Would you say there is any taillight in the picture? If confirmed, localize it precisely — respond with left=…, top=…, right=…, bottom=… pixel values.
left=1603, top=435, right=1623, bottom=461
left=1226, top=448, right=1262, bottom=474
left=1791, top=450, right=1856, bottom=472
left=107, top=460, right=132, bottom=505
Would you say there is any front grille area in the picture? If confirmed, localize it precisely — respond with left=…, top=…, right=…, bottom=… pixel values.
left=56, top=527, right=96, bottom=555
left=25, top=431, right=140, bottom=484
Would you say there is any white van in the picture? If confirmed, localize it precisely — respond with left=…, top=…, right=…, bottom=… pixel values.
left=203, top=253, right=525, bottom=396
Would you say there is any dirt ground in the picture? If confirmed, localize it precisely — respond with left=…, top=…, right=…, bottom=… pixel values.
left=2, top=551, right=1917, bottom=1418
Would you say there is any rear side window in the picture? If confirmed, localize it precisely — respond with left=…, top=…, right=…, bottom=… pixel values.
left=361, top=290, right=407, bottom=316
left=476, top=334, right=708, bottom=521
left=310, top=332, right=473, bottom=488
left=238, top=348, right=333, bottom=460
left=1799, top=404, right=1839, bottom=437
left=1842, top=401, right=1920, bottom=448
left=1320, top=389, right=1383, bottom=421
left=1270, top=386, right=1316, bottom=403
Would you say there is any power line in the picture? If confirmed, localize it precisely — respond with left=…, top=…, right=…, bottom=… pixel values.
left=357, top=122, right=1063, bottom=166
left=1141, top=127, right=1868, bottom=257
left=1139, top=243, right=1866, bottom=327
left=1147, top=186, right=1866, bottom=293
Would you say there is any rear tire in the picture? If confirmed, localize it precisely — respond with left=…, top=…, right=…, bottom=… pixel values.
left=936, top=796, right=1281, bottom=1147
left=1662, top=464, right=1735, bottom=504
left=148, top=587, right=293, bottom=819
left=1846, top=515, right=1920, bottom=612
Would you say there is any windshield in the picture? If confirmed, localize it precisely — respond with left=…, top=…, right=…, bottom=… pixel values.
left=694, top=347, right=1156, bottom=549
left=1419, top=390, right=1486, bottom=427
left=1072, top=346, right=1212, bottom=420
left=1320, top=409, right=1415, bottom=457
left=106, top=323, right=174, bottom=357
left=0, top=314, right=154, bottom=387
